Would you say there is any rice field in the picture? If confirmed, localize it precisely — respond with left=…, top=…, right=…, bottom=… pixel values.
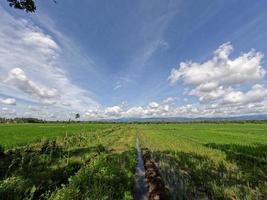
left=0, top=122, right=266, bottom=199
left=137, top=123, right=267, bottom=199
left=0, top=123, right=112, bottom=149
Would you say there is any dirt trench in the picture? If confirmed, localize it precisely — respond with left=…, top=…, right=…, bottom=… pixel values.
left=143, top=150, right=169, bottom=200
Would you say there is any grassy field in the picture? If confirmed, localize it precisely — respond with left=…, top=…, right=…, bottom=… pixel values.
left=137, top=123, right=267, bottom=199
left=0, top=122, right=266, bottom=199
left=0, top=124, right=136, bottom=200
left=0, top=123, right=112, bottom=149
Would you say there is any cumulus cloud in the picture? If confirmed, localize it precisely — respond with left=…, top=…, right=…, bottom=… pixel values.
left=15, top=94, right=267, bottom=120
left=5, top=68, right=58, bottom=100
left=0, top=98, right=16, bottom=105
left=84, top=108, right=100, bottom=118
left=148, top=102, right=159, bottom=108
left=83, top=99, right=175, bottom=119
left=169, top=42, right=265, bottom=86
left=81, top=90, right=267, bottom=119
left=104, top=106, right=123, bottom=117
left=223, top=84, right=267, bottom=105
left=189, top=85, right=227, bottom=102
left=169, top=42, right=267, bottom=107
left=124, top=106, right=146, bottom=117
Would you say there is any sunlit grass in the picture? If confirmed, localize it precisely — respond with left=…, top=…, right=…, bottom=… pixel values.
left=137, top=123, right=267, bottom=199
left=0, top=123, right=113, bottom=149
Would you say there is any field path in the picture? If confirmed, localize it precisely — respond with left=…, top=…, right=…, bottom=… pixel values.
left=134, top=138, right=148, bottom=200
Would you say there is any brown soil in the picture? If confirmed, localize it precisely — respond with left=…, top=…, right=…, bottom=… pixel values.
left=143, top=150, right=169, bottom=200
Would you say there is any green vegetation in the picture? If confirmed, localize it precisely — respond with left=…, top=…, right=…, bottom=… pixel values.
left=0, top=122, right=266, bottom=199
left=0, top=123, right=112, bottom=149
left=137, top=123, right=267, bottom=199
left=0, top=125, right=136, bottom=200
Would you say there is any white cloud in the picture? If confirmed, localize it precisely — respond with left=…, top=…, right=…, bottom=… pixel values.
left=22, top=31, right=59, bottom=52
left=28, top=105, right=40, bottom=111
left=169, top=42, right=265, bottom=86
left=0, top=8, right=98, bottom=112
left=214, top=42, right=233, bottom=60
left=78, top=94, right=267, bottom=120
left=148, top=102, right=159, bottom=108
left=223, top=84, right=267, bottom=104
left=124, top=106, right=146, bottom=117
left=61, top=102, right=71, bottom=106
left=41, top=99, right=57, bottom=105
left=158, top=40, right=169, bottom=50
left=5, top=68, right=58, bottom=100
left=169, top=42, right=267, bottom=106
left=85, top=108, right=100, bottom=118
left=0, top=98, right=16, bottom=105
left=2, top=107, right=8, bottom=111
left=104, top=106, right=123, bottom=117
left=113, top=83, right=122, bottom=90
left=82, top=99, right=175, bottom=119
left=161, top=42, right=267, bottom=117
left=189, top=85, right=227, bottom=102
left=0, top=107, right=16, bottom=116
left=162, top=97, right=175, bottom=104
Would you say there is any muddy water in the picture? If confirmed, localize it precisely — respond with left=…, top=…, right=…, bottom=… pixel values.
left=134, top=138, right=148, bottom=200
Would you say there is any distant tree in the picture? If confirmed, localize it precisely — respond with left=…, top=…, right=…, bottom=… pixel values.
left=7, top=0, right=56, bottom=13
left=75, top=113, right=80, bottom=121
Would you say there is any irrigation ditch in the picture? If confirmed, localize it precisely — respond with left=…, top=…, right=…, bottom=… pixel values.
left=134, top=138, right=148, bottom=200
left=134, top=138, right=169, bottom=200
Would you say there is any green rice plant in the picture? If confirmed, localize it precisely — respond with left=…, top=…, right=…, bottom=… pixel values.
left=1, top=122, right=266, bottom=199
left=50, top=150, right=136, bottom=200
left=137, top=123, right=267, bottom=199
left=0, top=123, right=114, bottom=149
left=0, top=124, right=136, bottom=200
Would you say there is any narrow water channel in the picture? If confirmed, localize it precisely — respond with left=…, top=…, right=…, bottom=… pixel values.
left=134, top=138, right=148, bottom=200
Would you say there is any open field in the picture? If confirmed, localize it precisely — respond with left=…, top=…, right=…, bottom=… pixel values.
left=0, top=123, right=267, bottom=199
left=0, top=124, right=136, bottom=200
left=137, top=123, right=267, bottom=199
left=0, top=123, right=113, bottom=149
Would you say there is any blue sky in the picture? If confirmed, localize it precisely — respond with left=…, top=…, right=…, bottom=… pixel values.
left=1, top=0, right=267, bottom=119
